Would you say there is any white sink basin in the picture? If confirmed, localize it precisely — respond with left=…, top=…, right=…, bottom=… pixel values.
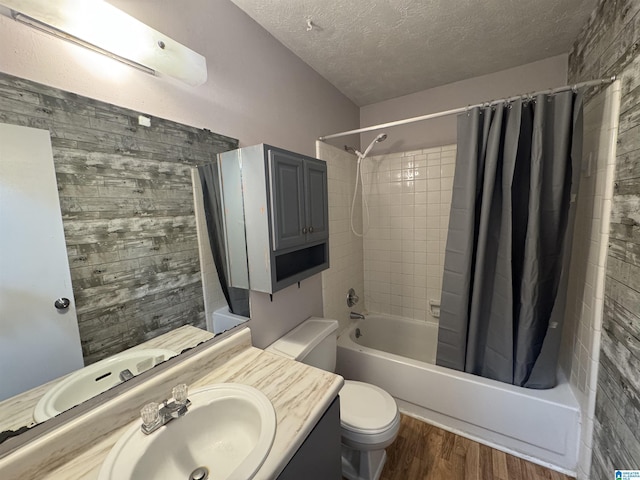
left=98, top=383, right=277, bottom=480
left=34, top=348, right=176, bottom=422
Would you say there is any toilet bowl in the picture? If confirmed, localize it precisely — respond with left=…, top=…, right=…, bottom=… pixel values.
left=266, top=317, right=400, bottom=480
left=339, top=380, right=400, bottom=480
left=341, top=381, right=400, bottom=449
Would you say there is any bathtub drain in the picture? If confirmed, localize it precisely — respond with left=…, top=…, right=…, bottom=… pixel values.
left=355, top=328, right=362, bottom=338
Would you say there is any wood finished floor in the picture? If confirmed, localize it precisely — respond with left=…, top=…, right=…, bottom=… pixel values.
left=374, top=414, right=575, bottom=480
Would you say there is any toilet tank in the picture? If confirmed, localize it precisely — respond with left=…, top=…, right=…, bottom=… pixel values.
left=266, top=317, right=339, bottom=372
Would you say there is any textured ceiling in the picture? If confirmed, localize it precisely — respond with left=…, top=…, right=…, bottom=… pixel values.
left=229, top=0, right=597, bottom=106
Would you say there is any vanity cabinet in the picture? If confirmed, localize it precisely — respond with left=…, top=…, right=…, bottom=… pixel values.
left=219, top=144, right=329, bottom=294
left=277, top=396, right=341, bottom=479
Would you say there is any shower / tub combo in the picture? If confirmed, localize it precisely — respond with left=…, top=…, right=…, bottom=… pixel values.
left=319, top=75, right=618, bottom=476
left=336, top=313, right=579, bottom=472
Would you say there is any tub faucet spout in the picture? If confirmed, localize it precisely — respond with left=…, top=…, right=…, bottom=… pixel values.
left=350, top=312, right=365, bottom=320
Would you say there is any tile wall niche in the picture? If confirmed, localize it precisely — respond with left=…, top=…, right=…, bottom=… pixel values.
left=361, top=145, right=456, bottom=322
left=559, top=81, right=621, bottom=479
left=317, top=142, right=366, bottom=333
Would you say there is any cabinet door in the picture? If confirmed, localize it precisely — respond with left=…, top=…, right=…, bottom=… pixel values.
left=277, top=397, right=341, bottom=480
left=304, top=158, right=329, bottom=244
left=269, top=149, right=306, bottom=251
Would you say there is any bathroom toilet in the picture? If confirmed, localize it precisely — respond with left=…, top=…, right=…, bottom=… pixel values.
left=266, top=317, right=400, bottom=480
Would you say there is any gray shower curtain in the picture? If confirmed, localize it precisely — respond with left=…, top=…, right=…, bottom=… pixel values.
left=198, top=162, right=250, bottom=317
left=435, top=91, right=583, bottom=389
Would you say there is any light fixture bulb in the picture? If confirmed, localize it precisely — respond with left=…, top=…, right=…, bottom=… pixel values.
left=1, top=0, right=208, bottom=86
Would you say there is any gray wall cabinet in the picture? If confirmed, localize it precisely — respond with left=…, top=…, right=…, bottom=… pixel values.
left=219, top=144, right=329, bottom=294
left=270, top=150, right=328, bottom=250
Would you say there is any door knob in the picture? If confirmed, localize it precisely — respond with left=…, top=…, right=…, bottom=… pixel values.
left=309, top=226, right=314, bottom=233
left=302, top=227, right=308, bottom=234
left=54, top=298, right=70, bottom=310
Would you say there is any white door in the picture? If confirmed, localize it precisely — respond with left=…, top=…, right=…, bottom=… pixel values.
left=0, top=123, right=84, bottom=402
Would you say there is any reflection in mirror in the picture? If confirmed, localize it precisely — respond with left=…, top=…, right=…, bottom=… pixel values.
left=0, top=123, right=84, bottom=401
left=33, top=347, right=176, bottom=423
left=196, top=162, right=250, bottom=317
left=0, top=326, right=212, bottom=434
left=0, top=73, right=240, bottom=436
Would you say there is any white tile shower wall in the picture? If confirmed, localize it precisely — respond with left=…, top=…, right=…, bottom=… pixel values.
left=317, top=142, right=365, bottom=333
left=559, top=82, right=621, bottom=479
left=361, top=145, right=456, bottom=322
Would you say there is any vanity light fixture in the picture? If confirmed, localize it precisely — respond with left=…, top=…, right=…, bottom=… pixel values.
left=0, top=0, right=208, bottom=86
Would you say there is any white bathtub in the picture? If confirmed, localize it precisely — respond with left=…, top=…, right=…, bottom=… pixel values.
left=349, top=313, right=439, bottom=364
left=337, top=314, right=580, bottom=474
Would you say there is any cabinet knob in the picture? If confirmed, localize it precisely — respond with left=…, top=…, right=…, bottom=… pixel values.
left=309, top=226, right=314, bottom=233
left=302, top=227, right=308, bottom=234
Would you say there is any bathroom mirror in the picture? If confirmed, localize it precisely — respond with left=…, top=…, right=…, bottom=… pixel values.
left=0, top=72, right=241, bottom=436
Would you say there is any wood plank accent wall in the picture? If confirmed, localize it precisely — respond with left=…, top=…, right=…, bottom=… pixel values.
left=568, top=0, right=640, bottom=477
left=0, top=73, right=238, bottom=364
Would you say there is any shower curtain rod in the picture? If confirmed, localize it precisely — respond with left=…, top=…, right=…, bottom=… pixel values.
left=318, top=75, right=616, bottom=141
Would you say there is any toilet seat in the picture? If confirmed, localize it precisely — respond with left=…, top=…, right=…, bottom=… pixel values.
left=340, top=381, right=399, bottom=435
left=265, top=316, right=399, bottom=480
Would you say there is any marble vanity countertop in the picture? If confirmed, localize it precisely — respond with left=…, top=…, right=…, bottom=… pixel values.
left=18, top=327, right=343, bottom=480
left=0, top=325, right=213, bottom=432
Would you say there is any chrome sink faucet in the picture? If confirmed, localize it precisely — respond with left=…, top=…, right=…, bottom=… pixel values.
left=140, top=384, right=191, bottom=435
left=119, top=369, right=134, bottom=382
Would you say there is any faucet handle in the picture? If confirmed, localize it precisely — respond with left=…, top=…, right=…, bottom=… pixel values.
left=172, top=384, right=188, bottom=405
left=347, top=288, right=360, bottom=307
left=141, top=402, right=160, bottom=428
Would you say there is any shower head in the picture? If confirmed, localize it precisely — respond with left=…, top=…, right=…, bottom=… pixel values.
left=358, top=132, right=388, bottom=160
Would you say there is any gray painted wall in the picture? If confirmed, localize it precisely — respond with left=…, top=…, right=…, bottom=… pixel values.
left=359, top=54, right=568, bottom=154
left=0, top=0, right=359, bottom=159
left=568, top=0, right=640, bottom=477
left=0, top=0, right=360, bottom=349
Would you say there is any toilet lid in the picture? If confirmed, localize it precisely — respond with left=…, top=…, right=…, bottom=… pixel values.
left=340, top=380, right=398, bottom=434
